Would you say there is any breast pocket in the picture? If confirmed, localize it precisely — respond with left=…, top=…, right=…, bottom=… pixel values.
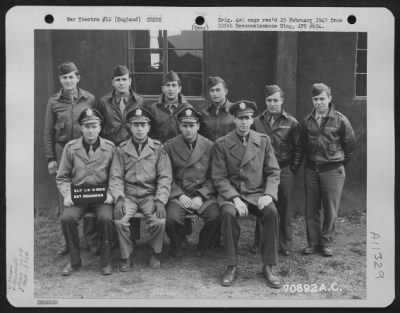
left=327, top=143, right=337, bottom=156
left=54, top=121, right=68, bottom=142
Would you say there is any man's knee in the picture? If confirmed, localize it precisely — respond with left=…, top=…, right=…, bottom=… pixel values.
left=221, top=204, right=236, bottom=219
left=261, top=203, right=278, bottom=218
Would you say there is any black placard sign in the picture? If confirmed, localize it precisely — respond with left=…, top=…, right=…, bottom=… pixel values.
left=71, top=184, right=107, bottom=205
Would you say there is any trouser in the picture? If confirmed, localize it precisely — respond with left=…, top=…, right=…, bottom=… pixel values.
left=221, top=201, right=279, bottom=266
left=253, top=166, right=295, bottom=251
left=60, top=203, right=113, bottom=267
left=55, top=142, right=98, bottom=250
left=114, top=195, right=165, bottom=259
left=166, top=201, right=220, bottom=250
left=304, top=164, right=346, bottom=247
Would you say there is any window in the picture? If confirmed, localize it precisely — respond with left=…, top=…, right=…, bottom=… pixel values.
left=355, top=32, right=367, bottom=97
left=127, top=30, right=204, bottom=97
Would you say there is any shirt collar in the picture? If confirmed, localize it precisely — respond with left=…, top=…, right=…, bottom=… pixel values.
left=82, top=137, right=100, bottom=153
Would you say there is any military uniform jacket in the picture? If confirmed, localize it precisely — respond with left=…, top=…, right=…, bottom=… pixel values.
left=44, top=88, right=95, bottom=161
left=56, top=137, right=116, bottom=199
left=95, top=89, right=144, bottom=146
left=300, top=105, right=356, bottom=165
left=109, top=137, right=172, bottom=205
left=211, top=130, right=281, bottom=207
left=145, top=94, right=192, bottom=143
left=254, top=109, right=302, bottom=172
left=165, top=134, right=216, bottom=212
left=199, top=100, right=235, bottom=141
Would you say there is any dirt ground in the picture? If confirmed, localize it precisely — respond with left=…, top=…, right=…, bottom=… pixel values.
left=34, top=210, right=366, bottom=302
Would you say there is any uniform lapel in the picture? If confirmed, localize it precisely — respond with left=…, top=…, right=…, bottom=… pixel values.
left=226, top=131, right=244, bottom=162
left=124, top=139, right=139, bottom=159
left=186, top=135, right=206, bottom=168
left=74, top=138, right=89, bottom=162
left=241, top=130, right=261, bottom=167
left=172, top=135, right=191, bottom=163
left=138, top=138, right=155, bottom=160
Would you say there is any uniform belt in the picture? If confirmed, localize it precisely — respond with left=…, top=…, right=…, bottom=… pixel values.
left=306, top=161, right=342, bottom=172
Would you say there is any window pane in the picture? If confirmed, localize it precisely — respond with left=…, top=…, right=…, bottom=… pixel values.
left=357, top=32, right=367, bottom=49
left=356, top=74, right=367, bottom=97
left=130, top=50, right=164, bottom=72
left=179, top=73, right=203, bottom=96
left=356, top=50, right=367, bottom=73
left=167, top=31, right=203, bottom=49
left=133, top=74, right=163, bottom=95
left=168, top=50, right=203, bottom=72
left=128, top=30, right=163, bottom=48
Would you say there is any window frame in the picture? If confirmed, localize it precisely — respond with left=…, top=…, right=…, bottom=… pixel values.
left=354, top=32, right=367, bottom=100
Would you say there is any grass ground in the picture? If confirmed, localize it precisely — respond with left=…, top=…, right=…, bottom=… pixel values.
left=34, top=210, right=366, bottom=301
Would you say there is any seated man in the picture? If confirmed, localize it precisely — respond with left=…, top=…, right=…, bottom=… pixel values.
left=56, top=108, right=115, bottom=276
left=109, top=106, right=172, bottom=271
left=211, top=100, right=282, bottom=288
left=165, top=106, right=220, bottom=257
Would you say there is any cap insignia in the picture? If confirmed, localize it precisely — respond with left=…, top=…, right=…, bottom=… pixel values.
left=239, top=102, right=246, bottom=110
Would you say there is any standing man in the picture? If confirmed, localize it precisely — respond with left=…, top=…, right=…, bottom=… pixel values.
left=146, top=70, right=192, bottom=143
left=109, top=106, right=172, bottom=271
left=95, top=65, right=144, bottom=146
left=212, top=100, right=281, bottom=288
left=199, top=76, right=235, bottom=141
left=252, top=85, right=302, bottom=256
left=56, top=108, right=115, bottom=276
left=165, top=106, right=220, bottom=257
left=44, top=61, right=97, bottom=255
left=300, top=83, right=356, bottom=257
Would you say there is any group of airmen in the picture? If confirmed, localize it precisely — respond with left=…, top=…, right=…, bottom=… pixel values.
left=44, top=61, right=356, bottom=288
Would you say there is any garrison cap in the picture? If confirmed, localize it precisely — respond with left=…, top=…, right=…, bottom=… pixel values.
left=58, top=61, right=79, bottom=76
left=126, top=106, right=153, bottom=123
left=112, top=65, right=131, bottom=78
left=312, top=83, right=332, bottom=97
left=207, top=76, right=226, bottom=89
left=163, top=71, right=181, bottom=84
left=78, top=108, right=103, bottom=125
left=229, top=100, right=257, bottom=117
left=264, top=84, right=284, bottom=98
left=177, top=106, right=201, bottom=123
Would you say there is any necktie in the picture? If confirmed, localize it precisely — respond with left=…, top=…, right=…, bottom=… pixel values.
left=189, top=143, right=193, bottom=151
left=242, top=137, right=247, bottom=146
left=270, top=116, right=276, bottom=127
left=119, top=98, right=126, bottom=114
left=138, top=144, right=142, bottom=155
left=169, top=104, right=176, bottom=115
left=317, top=115, right=322, bottom=126
left=88, top=145, right=94, bottom=159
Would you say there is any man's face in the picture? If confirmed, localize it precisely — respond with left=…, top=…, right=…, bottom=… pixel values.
left=59, top=71, right=80, bottom=92
left=209, top=83, right=228, bottom=105
left=312, top=91, right=332, bottom=115
left=179, top=121, right=199, bottom=142
left=112, top=73, right=132, bottom=95
left=266, top=92, right=283, bottom=114
left=80, top=121, right=101, bottom=144
left=130, top=121, right=150, bottom=142
left=162, top=81, right=182, bottom=101
left=234, top=114, right=254, bottom=135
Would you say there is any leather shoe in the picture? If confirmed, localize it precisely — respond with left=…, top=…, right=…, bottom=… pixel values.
left=57, top=245, right=69, bottom=256
left=221, top=265, right=237, bottom=287
left=321, top=246, right=333, bottom=257
left=279, top=249, right=290, bottom=257
left=303, top=246, right=316, bottom=255
left=101, top=265, right=112, bottom=275
left=170, top=243, right=183, bottom=257
left=149, top=253, right=161, bottom=269
left=61, top=262, right=81, bottom=276
left=262, top=265, right=281, bottom=289
left=119, top=258, right=131, bottom=272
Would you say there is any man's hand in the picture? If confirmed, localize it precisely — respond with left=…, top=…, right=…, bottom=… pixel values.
left=48, top=161, right=58, bottom=175
left=104, top=193, right=114, bottom=204
left=114, top=196, right=125, bottom=220
left=191, top=196, right=203, bottom=211
left=63, top=194, right=74, bottom=207
left=178, top=194, right=192, bottom=209
left=233, top=197, right=248, bottom=216
left=154, top=200, right=166, bottom=219
left=258, top=195, right=273, bottom=210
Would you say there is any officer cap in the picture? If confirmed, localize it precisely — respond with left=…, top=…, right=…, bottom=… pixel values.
left=312, top=83, right=331, bottom=97
left=58, top=61, right=79, bottom=76
left=126, top=106, right=153, bottom=123
left=177, top=106, right=201, bottom=123
left=163, top=71, right=181, bottom=84
left=112, top=65, right=131, bottom=78
left=229, top=100, right=257, bottom=117
left=78, top=108, right=103, bottom=125
left=207, top=76, right=226, bottom=89
left=264, top=84, right=284, bottom=98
